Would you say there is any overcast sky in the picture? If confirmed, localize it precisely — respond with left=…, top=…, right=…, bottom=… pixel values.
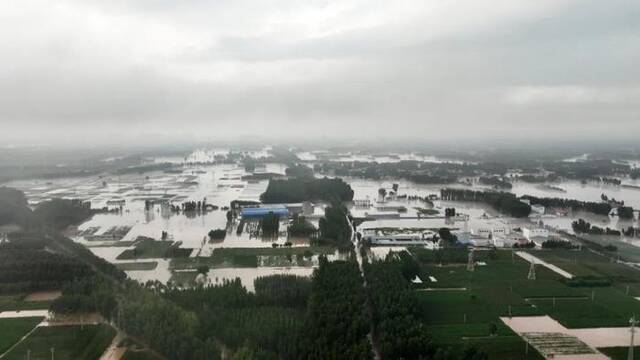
left=1, top=0, right=639, bottom=145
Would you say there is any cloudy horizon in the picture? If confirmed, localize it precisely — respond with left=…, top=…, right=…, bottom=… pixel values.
left=1, top=0, right=639, bottom=145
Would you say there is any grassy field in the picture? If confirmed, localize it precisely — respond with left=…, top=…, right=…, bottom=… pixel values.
left=3, top=324, right=116, bottom=360
left=599, top=346, right=640, bottom=360
left=0, top=317, right=43, bottom=354
left=526, top=248, right=640, bottom=281
left=409, top=246, right=640, bottom=357
left=0, top=294, right=53, bottom=312
left=170, top=246, right=336, bottom=270
left=411, top=250, right=556, bottom=358
left=529, top=287, right=640, bottom=328
left=426, top=323, right=543, bottom=359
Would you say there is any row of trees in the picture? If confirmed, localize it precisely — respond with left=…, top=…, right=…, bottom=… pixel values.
left=302, top=258, right=372, bottom=359
left=165, top=276, right=311, bottom=359
left=260, top=212, right=280, bottom=237
left=440, top=189, right=531, bottom=218
left=520, top=195, right=613, bottom=216
left=364, top=253, right=431, bottom=359
left=0, top=247, right=92, bottom=294
left=572, top=218, right=621, bottom=236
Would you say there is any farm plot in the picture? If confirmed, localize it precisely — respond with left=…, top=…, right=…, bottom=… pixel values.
left=0, top=317, right=43, bottom=355
left=2, top=324, right=116, bottom=360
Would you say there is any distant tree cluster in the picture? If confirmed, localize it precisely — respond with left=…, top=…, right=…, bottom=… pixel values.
left=440, top=189, right=531, bottom=218
left=260, top=177, right=354, bottom=203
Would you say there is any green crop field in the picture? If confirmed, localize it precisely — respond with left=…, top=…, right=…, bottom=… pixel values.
left=527, top=249, right=640, bottom=282
left=426, top=323, right=543, bottom=359
left=3, top=324, right=116, bottom=360
left=529, top=287, right=640, bottom=328
left=0, top=317, right=43, bottom=354
left=0, top=294, right=54, bottom=312
left=410, top=247, right=640, bottom=358
left=599, top=346, right=640, bottom=360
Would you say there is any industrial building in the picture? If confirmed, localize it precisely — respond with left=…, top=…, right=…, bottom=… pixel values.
left=241, top=205, right=289, bottom=218
left=361, top=229, right=437, bottom=245
left=522, top=226, right=549, bottom=242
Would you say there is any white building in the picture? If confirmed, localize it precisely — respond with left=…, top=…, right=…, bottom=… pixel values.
left=353, top=199, right=371, bottom=207
left=362, top=229, right=437, bottom=245
left=492, top=233, right=528, bottom=248
left=472, top=227, right=510, bottom=239
left=522, top=227, right=549, bottom=241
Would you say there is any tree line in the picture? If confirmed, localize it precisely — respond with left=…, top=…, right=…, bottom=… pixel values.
left=440, top=189, right=531, bottom=218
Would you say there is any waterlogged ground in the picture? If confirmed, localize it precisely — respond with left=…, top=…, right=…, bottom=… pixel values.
left=5, top=148, right=640, bottom=287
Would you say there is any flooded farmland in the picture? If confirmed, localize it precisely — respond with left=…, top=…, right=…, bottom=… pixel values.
left=5, top=148, right=640, bottom=288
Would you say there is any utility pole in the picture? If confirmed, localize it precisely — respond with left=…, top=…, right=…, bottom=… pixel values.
left=51, top=347, right=55, bottom=360
left=527, top=261, right=536, bottom=280
left=629, top=315, right=638, bottom=360
left=467, top=250, right=475, bottom=272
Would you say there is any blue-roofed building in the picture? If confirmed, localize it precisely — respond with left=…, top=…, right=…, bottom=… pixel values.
left=241, top=205, right=289, bottom=218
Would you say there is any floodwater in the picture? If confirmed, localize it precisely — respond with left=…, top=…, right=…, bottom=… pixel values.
left=5, top=148, right=640, bottom=288
left=296, top=151, right=468, bottom=164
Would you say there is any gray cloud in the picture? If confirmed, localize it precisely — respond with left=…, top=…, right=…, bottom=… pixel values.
left=0, top=0, right=639, bottom=145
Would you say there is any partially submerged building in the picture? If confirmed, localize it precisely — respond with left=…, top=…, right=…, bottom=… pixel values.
left=362, top=228, right=437, bottom=245
left=522, top=226, right=549, bottom=244
left=241, top=204, right=289, bottom=218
